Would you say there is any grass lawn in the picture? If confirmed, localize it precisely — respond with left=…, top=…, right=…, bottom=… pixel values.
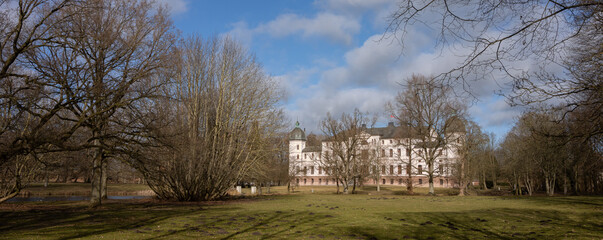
left=1, top=186, right=602, bottom=239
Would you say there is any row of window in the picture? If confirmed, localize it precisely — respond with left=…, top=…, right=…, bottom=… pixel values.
left=296, top=178, right=447, bottom=186
left=295, top=164, right=448, bottom=175
left=295, top=148, right=449, bottom=160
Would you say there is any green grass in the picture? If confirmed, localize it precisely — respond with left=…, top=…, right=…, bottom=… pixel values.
left=21, top=183, right=152, bottom=196
left=1, top=186, right=602, bottom=239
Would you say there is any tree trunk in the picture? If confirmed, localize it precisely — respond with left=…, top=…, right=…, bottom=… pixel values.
left=428, top=164, right=434, bottom=195
left=0, top=190, right=19, bottom=204
left=44, top=165, right=49, bottom=188
left=458, top=159, right=465, bottom=196
left=563, top=174, right=568, bottom=195
left=101, top=157, right=107, bottom=199
left=352, top=178, right=357, bottom=194
left=342, top=179, right=349, bottom=194
left=90, top=138, right=103, bottom=207
left=336, top=180, right=340, bottom=194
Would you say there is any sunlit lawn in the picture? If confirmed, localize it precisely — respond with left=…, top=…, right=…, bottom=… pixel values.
left=1, top=186, right=602, bottom=239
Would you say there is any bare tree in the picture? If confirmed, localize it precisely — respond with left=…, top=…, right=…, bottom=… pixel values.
left=386, top=0, right=602, bottom=139
left=26, top=0, right=176, bottom=206
left=320, top=109, right=371, bottom=194
left=391, top=74, right=465, bottom=195
left=454, top=119, right=487, bottom=196
left=128, top=35, right=284, bottom=201
left=0, top=0, right=82, bottom=203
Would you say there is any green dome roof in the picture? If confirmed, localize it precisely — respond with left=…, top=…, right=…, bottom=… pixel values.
left=289, top=121, right=306, bottom=140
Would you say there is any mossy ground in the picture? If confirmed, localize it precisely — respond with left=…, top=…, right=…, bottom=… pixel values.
left=1, top=186, right=601, bottom=239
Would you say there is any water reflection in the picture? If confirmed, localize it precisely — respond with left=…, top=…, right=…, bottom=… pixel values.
left=7, top=195, right=152, bottom=202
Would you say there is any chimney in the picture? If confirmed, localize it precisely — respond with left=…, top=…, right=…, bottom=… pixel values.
left=361, top=124, right=367, bottom=129
left=388, top=122, right=394, bottom=127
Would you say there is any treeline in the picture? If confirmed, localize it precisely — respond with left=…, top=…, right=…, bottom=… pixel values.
left=0, top=0, right=288, bottom=205
left=499, top=110, right=602, bottom=195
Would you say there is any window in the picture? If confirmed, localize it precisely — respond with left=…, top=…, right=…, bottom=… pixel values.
left=419, top=179, right=423, bottom=184
left=311, top=166, right=315, bottom=175
left=381, top=165, right=386, bottom=174
left=304, top=154, right=307, bottom=159
left=439, top=165, right=443, bottom=175
left=389, top=149, right=393, bottom=157
left=406, top=148, right=411, bottom=157
left=297, top=145, right=299, bottom=150
left=390, top=179, right=394, bottom=184
left=312, top=153, right=314, bottom=158
left=418, top=165, right=423, bottom=174
left=326, top=179, right=329, bottom=185
left=398, top=179, right=402, bottom=185
left=382, top=140, right=384, bottom=144
left=319, top=179, right=322, bottom=184
left=398, top=149, right=401, bottom=157
left=303, top=166, right=307, bottom=175
left=297, top=154, right=299, bottom=159
left=311, top=178, right=314, bottom=184
left=296, top=166, right=300, bottom=173
left=440, top=179, right=444, bottom=186
left=296, top=179, right=299, bottom=184
left=382, top=149, right=385, bottom=156
left=382, top=179, right=386, bottom=184
left=390, top=140, right=392, bottom=144
left=304, top=179, right=307, bottom=184
left=390, top=165, right=394, bottom=175
left=319, top=167, right=322, bottom=175
left=398, top=165, right=402, bottom=175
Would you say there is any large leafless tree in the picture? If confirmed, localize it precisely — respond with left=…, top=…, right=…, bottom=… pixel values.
left=126, top=35, right=284, bottom=201
left=320, top=109, right=371, bottom=194
left=391, top=74, right=465, bottom=195
left=23, top=0, right=176, bottom=206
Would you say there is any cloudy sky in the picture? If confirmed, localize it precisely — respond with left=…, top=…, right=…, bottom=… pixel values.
left=161, top=0, right=522, bottom=141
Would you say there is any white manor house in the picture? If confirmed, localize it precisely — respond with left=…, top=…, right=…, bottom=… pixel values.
left=288, top=121, right=462, bottom=188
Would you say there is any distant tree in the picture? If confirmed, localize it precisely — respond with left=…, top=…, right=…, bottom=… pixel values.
left=320, top=109, right=371, bottom=194
left=390, top=74, right=465, bottom=195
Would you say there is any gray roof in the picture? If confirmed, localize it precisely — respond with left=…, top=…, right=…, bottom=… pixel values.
left=366, top=122, right=417, bottom=139
left=302, top=146, right=322, bottom=152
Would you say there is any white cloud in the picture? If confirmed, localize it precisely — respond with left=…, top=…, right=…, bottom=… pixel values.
left=154, top=0, right=188, bottom=15
left=229, top=12, right=361, bottom=45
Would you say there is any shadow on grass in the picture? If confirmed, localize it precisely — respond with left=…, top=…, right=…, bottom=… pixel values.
left=0, top=200, right=220, bottom=239
left=345, top=207, right=603, bottom=239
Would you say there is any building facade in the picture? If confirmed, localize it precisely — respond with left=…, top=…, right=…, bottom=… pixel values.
left=289, top=121, right=461, bottom=188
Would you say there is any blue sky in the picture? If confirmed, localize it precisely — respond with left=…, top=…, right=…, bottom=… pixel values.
left=159, top=0, right=522, bottom=141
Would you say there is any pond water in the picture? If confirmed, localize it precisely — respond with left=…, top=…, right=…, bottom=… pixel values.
left=7, top=195, right=153, bottom=202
